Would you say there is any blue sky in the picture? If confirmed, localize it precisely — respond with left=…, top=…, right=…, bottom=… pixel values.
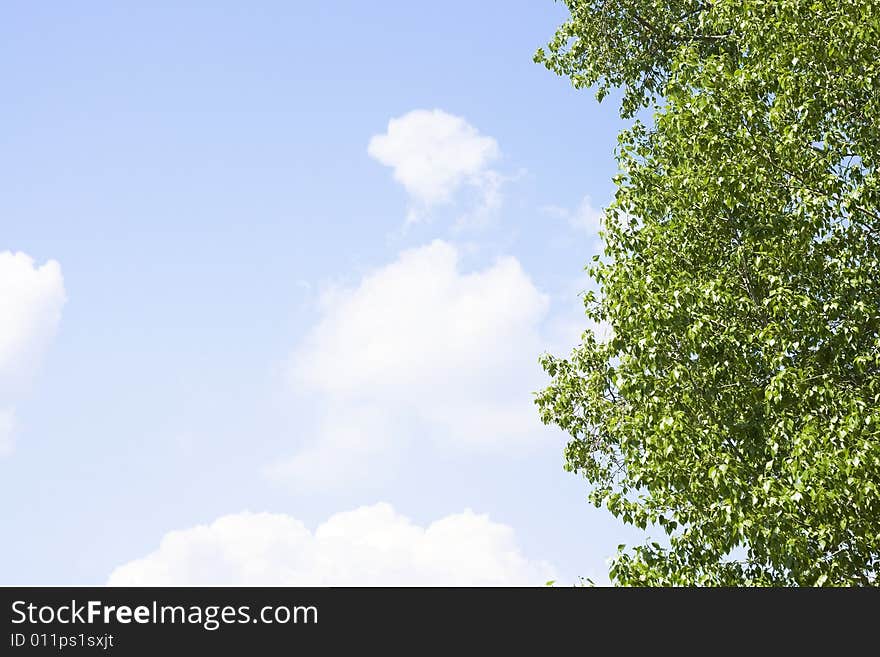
left=1, top=1, right=646, bottom=585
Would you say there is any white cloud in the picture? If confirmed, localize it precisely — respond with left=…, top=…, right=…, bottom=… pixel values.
left=108, top=503, right=554, bottom=586
left=276, top=240, right=550, bottom=487
left=0, top=252, right=65, bottom=386
left=368, top=109, right=501, bottom=223
left=0, top=251, right=65, bottom=455
left=292, top=240, right=546, bottom=400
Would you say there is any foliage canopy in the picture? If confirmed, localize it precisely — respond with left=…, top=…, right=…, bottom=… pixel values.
left=536, top=0, right=880, bottom=585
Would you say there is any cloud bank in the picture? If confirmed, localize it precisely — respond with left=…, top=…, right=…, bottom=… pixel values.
left=0, top=251, right=65, bottom=454
left=270, top=240, right=550, bottom=487
left=108, top=503, right=554, bottom=586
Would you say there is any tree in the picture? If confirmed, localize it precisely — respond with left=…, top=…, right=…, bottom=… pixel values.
left=535, top=0, right=880, bottom=585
